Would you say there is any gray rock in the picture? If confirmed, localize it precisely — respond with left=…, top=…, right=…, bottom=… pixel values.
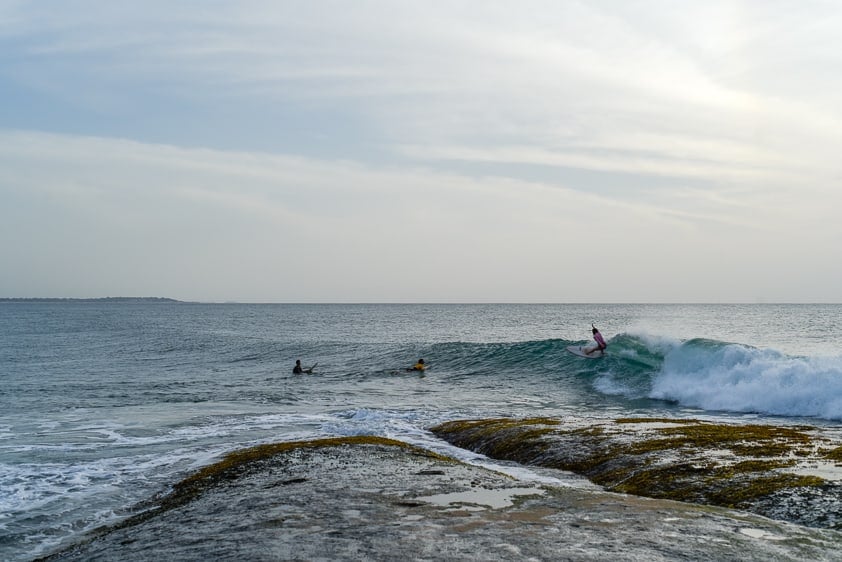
left=41, top=437, right=842, bottom=561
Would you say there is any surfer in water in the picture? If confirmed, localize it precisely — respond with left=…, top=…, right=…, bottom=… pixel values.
left=293, top=360, right=316, bottom=374
left=408, top=359, right=426, bottom=372
left=583, top=325, right=607, bottom=356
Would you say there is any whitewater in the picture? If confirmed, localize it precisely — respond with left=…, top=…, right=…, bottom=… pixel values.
left=2, top=302, right=842, bottom=560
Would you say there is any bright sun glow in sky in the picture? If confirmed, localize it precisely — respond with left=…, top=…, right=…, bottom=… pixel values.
left=2, top=1, right=842, bottom=302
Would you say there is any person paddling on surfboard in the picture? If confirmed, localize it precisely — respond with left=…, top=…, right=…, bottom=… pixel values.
left=293, top=359, right=316, bottom=374
left=407, top=359, right=426, bottom=372
left=583, top=325, right=607, bottom=356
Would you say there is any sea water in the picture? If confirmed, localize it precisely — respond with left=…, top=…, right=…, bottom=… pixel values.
left=2, top=302, right=842, bottom=560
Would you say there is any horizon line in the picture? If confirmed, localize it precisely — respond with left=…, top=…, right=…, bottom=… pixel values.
left=3, top=297, right=842, bottom=306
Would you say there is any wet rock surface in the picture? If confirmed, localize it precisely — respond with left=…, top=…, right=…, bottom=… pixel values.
left=431, top=417, right=842, bottom=530
left=41, top=436, right=842, bottom=561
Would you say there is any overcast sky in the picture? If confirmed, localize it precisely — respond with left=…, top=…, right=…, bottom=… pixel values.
left=2, top=1, right=842, bottom=302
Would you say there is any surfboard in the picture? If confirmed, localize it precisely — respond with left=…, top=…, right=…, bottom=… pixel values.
left=566, top=345, right=604, bottom=359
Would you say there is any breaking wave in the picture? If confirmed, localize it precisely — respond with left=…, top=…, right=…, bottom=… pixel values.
left=424, top=334, right=842, bottom=421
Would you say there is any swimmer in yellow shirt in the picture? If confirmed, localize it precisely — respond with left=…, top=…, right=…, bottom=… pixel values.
left=408, top=358, right=426, bottom=371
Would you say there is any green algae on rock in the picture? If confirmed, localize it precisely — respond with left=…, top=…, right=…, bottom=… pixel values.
left=180, top=436, right=450, bottom=489
left=824, top=446, right=842, bottom=462
left=431, top=417, right=839, bottom=521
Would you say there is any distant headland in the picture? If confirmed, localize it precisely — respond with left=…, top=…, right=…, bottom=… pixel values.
left=0, top=297, right=184, bottom=303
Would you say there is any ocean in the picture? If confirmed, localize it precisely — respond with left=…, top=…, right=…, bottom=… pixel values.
left=2, top=302, right=842, bottom=560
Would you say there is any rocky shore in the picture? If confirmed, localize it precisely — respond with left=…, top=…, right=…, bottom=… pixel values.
left=39, top=429, right=842, bottom=561
left=432, top=417, right=842, bottom=530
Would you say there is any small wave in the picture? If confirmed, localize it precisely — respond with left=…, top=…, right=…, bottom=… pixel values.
left=425, top=339, right=581, bottom=372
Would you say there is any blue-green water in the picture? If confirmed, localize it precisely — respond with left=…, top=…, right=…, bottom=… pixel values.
left=2, top=303, right=842, bottom=560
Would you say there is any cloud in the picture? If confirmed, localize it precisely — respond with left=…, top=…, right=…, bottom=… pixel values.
left=2, top=3, right=842, bottom=301
left=2, top=129, right=840, bottom=302
left=0, top=130, right=716, bottom=301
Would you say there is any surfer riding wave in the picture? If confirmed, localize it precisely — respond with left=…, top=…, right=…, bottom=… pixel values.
left=584, top=325, right=607, bottom=356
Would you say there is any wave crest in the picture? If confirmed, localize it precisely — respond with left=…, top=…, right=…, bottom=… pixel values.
left=425, top=334, right=842, bottom=420
left=651, top=339, right=842, bottom=419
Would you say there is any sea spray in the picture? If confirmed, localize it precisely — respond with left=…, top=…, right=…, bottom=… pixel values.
left=650, top=341, right=842, bottom=419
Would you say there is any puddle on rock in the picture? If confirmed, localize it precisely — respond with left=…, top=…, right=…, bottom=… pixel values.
left=739, top=528, right=785, bottom=541
left=414, top=487, right=545, bottom=509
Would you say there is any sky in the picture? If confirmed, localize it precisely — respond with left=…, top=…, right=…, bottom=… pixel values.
left=2, top=1, right=842, bottom=303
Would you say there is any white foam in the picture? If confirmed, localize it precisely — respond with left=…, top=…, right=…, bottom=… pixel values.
left=650, top=344, right=842, bottom=420
left=0, top=411, right=344, bottom=519
left=593, top=371, right=637, bottom=396
left=630, top=331, right=683, bottom=352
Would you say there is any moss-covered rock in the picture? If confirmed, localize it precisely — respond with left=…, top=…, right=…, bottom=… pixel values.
left=431, top=417, right=835, bottom=514
left=824, top=446, right=842, bottom=462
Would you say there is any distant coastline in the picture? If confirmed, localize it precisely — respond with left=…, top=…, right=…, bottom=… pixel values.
left=0, top=297, right=183, bottom=303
